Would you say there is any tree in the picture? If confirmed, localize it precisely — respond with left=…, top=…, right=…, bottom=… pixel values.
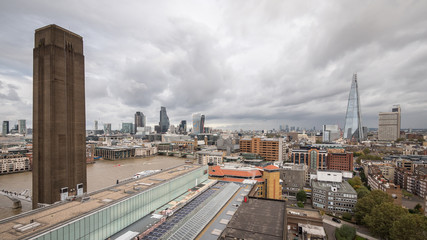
left=297, top=201, right=304, bottom=208
left=356, top=157, right=362, bottom=165
left=355, top=190, right=393, bottom=224
left=362, top=148, right=370, bottom=155
left=414, top=203, right=423, bottom=213
left=348, top=176, right=363, bottom=190
left=296, top=190, right=307, bottom=203
left=390, top=213, right=427, bottom=240
left=364, top=202, right=407, bottom=239
left=342, top=212, right=352, bottom=221
left=335, top=224, right=356, bottom=240
left=359, top=169, right=368, bottom=185
left=356, top=186, right=370, bottom=199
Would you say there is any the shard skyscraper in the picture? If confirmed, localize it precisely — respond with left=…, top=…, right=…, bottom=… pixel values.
left=343, top=73, right=364, bottom=142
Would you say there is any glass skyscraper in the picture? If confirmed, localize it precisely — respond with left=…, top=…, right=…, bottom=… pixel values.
left=159, top=106, right=170, bottom=133
left=192, top=113, right=201, bottom=134
left=343, top=73, right=364, bottom=142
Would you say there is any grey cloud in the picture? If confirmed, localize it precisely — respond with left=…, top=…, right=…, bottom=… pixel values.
left=1, top=1, right=427, bottom=130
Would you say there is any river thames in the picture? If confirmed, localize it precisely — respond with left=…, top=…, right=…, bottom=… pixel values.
left=0, top=156, right=188, bottom=220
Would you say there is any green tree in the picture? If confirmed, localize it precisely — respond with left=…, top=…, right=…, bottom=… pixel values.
left=297, top=201, right=304, bottom=208
left=335, top=224, right=356, bottom=240
left=356, top=186, right=370, bottom=199
left=390, top=213, right=427, bottom=240
left=348, top=176, right=363, bottom=190
left=342, top=212, right=352, bottom=221
left=355, top=190, right=393, bottom=224
left=364, top=202, right=407, bottom=239
left=362, top=148, right=370, bottom=155
left=296, top=190, right=307, bottom=203
left=414, top=203, right=423, bottom=213
left=356, top=157, right=361, bottom=165
left=359, top=169, right=368, bottom=184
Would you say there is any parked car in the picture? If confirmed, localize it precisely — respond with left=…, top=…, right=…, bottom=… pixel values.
left=332, top=217, right=341, bottom=223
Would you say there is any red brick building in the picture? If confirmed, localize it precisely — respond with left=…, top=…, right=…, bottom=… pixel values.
left=326, top=152, right=353, bottom=172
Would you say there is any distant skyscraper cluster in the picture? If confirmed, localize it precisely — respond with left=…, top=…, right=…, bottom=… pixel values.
left=343, top=73, right=365, bottom=142
left=192, top=113, right=206, bottom=134
left=1, top=120, right=27, bottom=136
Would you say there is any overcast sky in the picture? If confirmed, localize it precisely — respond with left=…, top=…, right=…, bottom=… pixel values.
left=1, top=1, right=426, bottom=131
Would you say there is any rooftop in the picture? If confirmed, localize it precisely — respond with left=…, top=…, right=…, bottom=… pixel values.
left=220, top=197, right=286, bottom=240
left=0, top=164, right=202, bottom=239
left=312, top=180, right=356, bottom=194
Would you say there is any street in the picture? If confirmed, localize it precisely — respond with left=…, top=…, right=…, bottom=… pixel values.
left=322, top=215, right=378, bottom=240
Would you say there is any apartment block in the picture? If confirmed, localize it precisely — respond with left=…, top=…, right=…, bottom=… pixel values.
left=239, top=137, right=283, bottom=161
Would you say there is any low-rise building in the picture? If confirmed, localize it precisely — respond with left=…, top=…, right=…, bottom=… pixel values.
left=395, top=167, right=427, bottom=198
left=195, top=150, right=224, bottom=165
left=209, top=163, right=282, bottom=200
left=311, top=170, right=357, bottom=214
left=280, top=163, right=308, bottom=196
left=327, top=151, right=353, bottom=172
left=290, top=147, right=327, bottom=170
left=367, top=166, right=402, bottom=205
left=287, top=207, right=326, bottom=240
left=219, top=196, right=287, bottom=240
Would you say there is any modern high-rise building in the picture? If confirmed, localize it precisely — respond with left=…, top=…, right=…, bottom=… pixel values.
left=122, top=122, right=134, bottom=134
left=322, top=125, right=340, bottom=142
left=200, top=115, right=205, bottom=133
left=179, top=120, right=187, bottom=134
left=94, top=120, right=98, bottom=130
left=33, top=25, right=87, bottom=208
left=18, top=119, right=26, bottom=134
left=378, top=105, right=401, bottom=141
left=159, top=106, right=169, bottom=133
left=104, top=123, right=112, bottom=134
left=134, top=111, right=145, bottom=133
left=2, top=121, right=9, bottom=136
left=192, top=113, right=201, bottom=134
left=343, top=73, right=364, bottom=142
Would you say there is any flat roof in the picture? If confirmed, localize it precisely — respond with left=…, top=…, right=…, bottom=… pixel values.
left=286, top=207, right=322, bottom=219
left=312, top=180, right=357, bottom=194
left=221, top=197, right=286, bottom=240
left=0, top=164, right=202, bottom=240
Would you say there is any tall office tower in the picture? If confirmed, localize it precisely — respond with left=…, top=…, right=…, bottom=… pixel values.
left=2, top=121, right=9, bottom=136
left=159, top=107, right=169, bottom=133
left=378, top=105, right=401, bottom=141
left=192, top=113, right=201, bottom=134
left=134, top=111, right=144, bottom=133
left=343, top=73, right=364, bottom=142
left=104, top=123, right=112, bottom=134
left=18, top=119, right=26, bottom=134
left=94, top=120, right=98, bottom=130
left=200, top=115, right=205, bottom=133
left=179, top=120, right=187, bottom=134
left=322, top=125, right=340, bottom=142
left=33, top=25, right=86, bottom=208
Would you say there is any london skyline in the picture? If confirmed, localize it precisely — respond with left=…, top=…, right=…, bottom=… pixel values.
left=1, top=1, right=427, bottom=130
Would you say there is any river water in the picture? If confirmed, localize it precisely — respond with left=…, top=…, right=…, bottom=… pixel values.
left=0, top=156, right=187, bottom=220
